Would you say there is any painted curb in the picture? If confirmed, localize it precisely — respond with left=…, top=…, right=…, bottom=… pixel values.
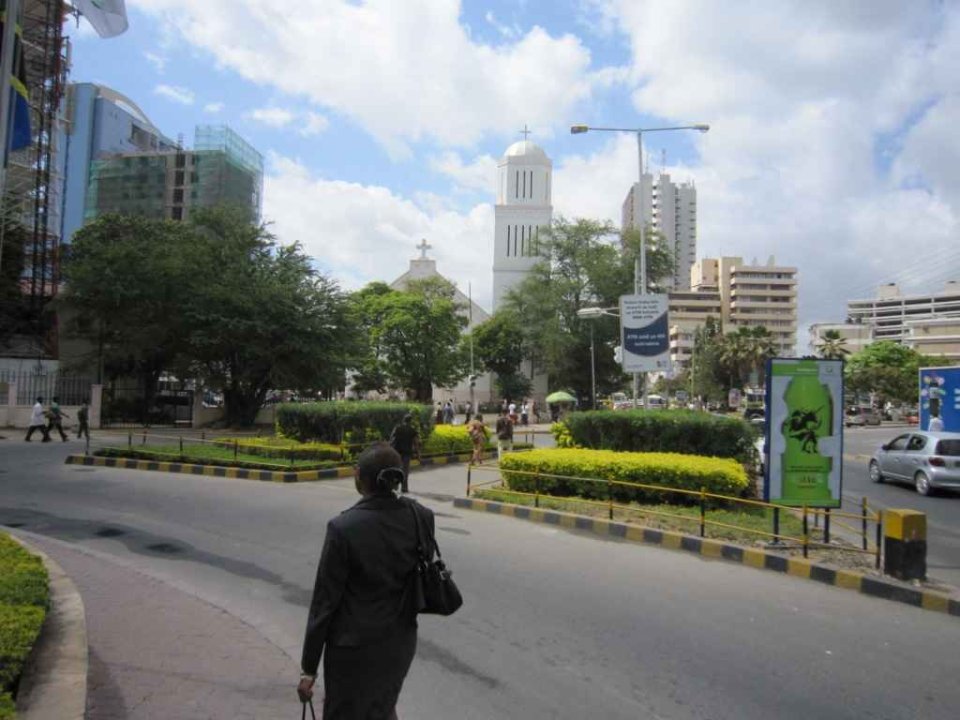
left=65, top=452, right=476, bottom=482
left=9, top=535, right=88, bottom=720
left=453, top=497, right=960, bottom=619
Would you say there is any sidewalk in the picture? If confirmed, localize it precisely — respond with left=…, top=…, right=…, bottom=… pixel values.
left=19, top=534, right=297, bottom=720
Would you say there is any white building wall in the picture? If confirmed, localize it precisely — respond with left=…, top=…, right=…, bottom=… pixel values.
left=492, top=142, right=553, bottom=310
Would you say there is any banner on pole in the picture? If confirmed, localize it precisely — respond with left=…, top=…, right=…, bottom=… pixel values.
left=764, top=358, right=843, bottom=508
left=619, top=294, right=669, bottom=373
left=75, top=0, right=129, bottom=39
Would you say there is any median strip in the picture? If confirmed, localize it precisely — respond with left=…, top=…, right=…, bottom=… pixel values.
left=65, top=452, right=476, bottom=482
left=453, top=496, right=960, bottom=619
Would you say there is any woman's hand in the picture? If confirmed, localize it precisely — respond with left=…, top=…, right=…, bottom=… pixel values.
left=297, top=675, right=316, bottom=702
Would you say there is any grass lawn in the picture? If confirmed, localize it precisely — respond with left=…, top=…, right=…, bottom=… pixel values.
left=474, top=487, right=879, bottom=572
left=96, top=443, right=337, bottom=471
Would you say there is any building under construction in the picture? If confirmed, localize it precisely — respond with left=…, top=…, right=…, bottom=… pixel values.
left=85, top=125, right=264, bottom=224
left=0, top=0, right=69, bottom=361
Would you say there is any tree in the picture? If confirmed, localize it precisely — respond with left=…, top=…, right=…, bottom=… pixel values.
left=471, top=310, right=532, bottom=400
left=690, top=316, right=726, bottom=403
left=60, top=214, right=198, bottom=413
left=181, top=207, right=356, bottom=425
left=501, top=217, right=674, bottom=401
left=62, top=208, right=357, bottom=426
left=816, top=329, right=850, bottom=360
left=351, top=277, right=467, bottom=401
left=845, top=341, right=936, bottom=405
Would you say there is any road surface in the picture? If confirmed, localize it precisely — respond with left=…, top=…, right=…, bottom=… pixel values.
left=1, top=438, right=959, bottom=719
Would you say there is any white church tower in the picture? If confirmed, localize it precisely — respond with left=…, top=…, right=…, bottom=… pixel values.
left=492, top=129, right=553, bottom=309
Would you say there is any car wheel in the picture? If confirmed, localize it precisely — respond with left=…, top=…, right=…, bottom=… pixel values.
left=915, top=471, right=933, bottom=496
left=869, top=461, right=884, bottom=483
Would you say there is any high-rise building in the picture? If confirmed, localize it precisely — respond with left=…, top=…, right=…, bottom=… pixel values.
left=492, top=138, right=552, bottom=309
left=84, top=125, right=263, bottom=225
left=58, top=82, right=176, bottom=244
left=622, top=172, right=697, bottom=291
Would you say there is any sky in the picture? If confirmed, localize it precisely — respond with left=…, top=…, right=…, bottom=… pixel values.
left=69, top=0, right=960, bottom=344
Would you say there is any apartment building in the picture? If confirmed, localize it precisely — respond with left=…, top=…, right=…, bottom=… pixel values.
left=808, top=322, right=873, bottom=355
left=667, top=289, right=724, bottom=366
left=622, top=172, right=697, bottom=291
left=847, top=282, right=960, bottom=343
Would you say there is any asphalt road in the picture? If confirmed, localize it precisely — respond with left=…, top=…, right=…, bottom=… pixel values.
left=840, top=425, right=960, bottom=587
left=2, top=438, right=960, bottom=719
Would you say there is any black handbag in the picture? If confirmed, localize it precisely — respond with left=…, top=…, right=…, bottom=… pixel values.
left=406, top=499, right=463, bottom=616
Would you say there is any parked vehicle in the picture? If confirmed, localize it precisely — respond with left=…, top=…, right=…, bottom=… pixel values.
left=845, top=405, right=881, bottom=427
left=869, top=431, right=960, bottom=495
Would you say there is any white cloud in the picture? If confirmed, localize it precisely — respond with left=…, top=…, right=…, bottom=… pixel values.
left=153, top=83, right=195, bottom=105
left=585, top=0, right=960, bottom=333
left=246, top=106, right=295, bottom=128
left=264, top=155, right=496, bottom=310
left=203, top=101, right=225, bottom=114
left=144, top=51, right=167, bottom=73
left=430, top=151, right=498, bottom=194
left=128, top=0, right=596, bottom=150
left=299, top=112, right=330, bottom=138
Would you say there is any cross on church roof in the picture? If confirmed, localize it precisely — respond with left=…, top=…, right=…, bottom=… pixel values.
left=416, top=238, right=432, bottom=259
left=520, top=124, right=532, bottom=140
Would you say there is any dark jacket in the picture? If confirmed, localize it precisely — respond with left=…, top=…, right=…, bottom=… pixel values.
left=301, top=495, right=431, bottom=675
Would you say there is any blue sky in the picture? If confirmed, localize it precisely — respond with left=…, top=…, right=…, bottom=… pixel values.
left=70, top=1, right=960, bottom=340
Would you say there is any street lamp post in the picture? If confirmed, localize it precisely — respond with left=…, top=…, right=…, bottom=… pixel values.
left=577, top=306, right=617, bottom=412
left=571, top=122, right=709, bottom=409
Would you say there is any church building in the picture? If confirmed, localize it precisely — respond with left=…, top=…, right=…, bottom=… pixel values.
left=493, top=133, right=554, bottom=309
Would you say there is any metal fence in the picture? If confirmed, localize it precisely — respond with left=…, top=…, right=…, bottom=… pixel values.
left=0, top=371, right=93, bottom=406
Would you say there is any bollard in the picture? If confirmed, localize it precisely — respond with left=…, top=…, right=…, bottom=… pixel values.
left=883, top=509, right=926, bottom=581
left=142, top=430, right=147, bottom=446
left=85, top=433, right=90, bottom=457
left=534, top=472, right=540, bottom=509
left=234, top=440, right=239, bottom=460
left=824, top=508, right=831, bottom=545
left=772, top=506, right=780, bottom=544
left=875, top=509, right=882, bottom=570
left=128, top=431, right=132, bottom=450
left=466, top=465, right=472, bottom=496
left=179, top=436, right=184, bottom=461
left=608, top=480, right=614, bottom=521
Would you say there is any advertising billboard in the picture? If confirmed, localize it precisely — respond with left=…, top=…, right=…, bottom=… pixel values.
left=619, top=294, right=670, bottom=373
left=764, top=358, right=844, bottom=508
left=919, top=366, right=960, bottom=432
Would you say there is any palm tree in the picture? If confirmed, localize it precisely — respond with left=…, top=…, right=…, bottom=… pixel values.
left=743, top=326, right=777, bottom=384
left=816, top=329, right=850, bottom=360
left=718, top=331, right=749, bottom=390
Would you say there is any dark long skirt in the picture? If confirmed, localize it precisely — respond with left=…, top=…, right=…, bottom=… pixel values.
left=322, top=628, right=417, bottom=720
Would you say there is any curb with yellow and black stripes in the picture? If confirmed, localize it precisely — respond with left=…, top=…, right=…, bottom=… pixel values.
left=65, top=452, right=474, bottom=483
left=453, top=497, right=960, bottom=619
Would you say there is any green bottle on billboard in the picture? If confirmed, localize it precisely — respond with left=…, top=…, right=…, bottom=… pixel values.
left=779, top=371, right=834, bottom=503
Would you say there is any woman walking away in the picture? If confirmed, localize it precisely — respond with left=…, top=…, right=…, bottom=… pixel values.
left=468, top=414, right=487, bottom=465
left=298, top=443, right=431, bottom=719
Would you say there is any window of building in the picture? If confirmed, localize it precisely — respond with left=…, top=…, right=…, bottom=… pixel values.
left=506, top=225, right=511, bottom=256
left=175, top=171, right=184, bottom=186
left=171, top=207, right=183, bottom=221
left=173, top=188, right=184, bottom=203
left=515, top=171, right=519, bottom=198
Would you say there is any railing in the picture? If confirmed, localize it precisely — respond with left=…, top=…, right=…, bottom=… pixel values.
left=0, top=371, right=93, bottom=406
left=466, top=464, right=883, bottom=568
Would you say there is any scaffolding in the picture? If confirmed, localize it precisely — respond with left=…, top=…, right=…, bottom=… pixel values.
left=1, top=0, right=68, bottom=358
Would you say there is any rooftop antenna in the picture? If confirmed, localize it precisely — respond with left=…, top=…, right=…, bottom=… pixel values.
left=661, top=148, right=666, bottom=173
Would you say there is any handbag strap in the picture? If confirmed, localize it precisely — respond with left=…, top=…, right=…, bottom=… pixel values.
left=405, top=498, right=441, bottom=562
left=301, top=698, right=316, bottom=720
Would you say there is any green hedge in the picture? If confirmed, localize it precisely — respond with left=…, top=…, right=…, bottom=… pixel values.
left=94, top=447, right=337, bottom=472
left=275, top=402, right=434, bottom=444
left=217, top=437, right=348, bottom=462
left=499, top=448, right=750, bottom=504
left=0, top=534, right=49, bottom=718
left=555, top=410, right=757, bottom=463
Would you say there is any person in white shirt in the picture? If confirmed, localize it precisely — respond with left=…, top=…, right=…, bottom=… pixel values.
left=928, top=415, right=945, bottom=433
left=25, top=397, right=51, bottom=442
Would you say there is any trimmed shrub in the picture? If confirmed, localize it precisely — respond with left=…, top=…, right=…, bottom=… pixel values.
left=423, top=425, right=475, bottom=455
left=217, top=437, right=348, bottom=462
left=499, top=448, right=749, bottom=504
left=0, top=534, right=48, bottom=716
left=557, top=410, right=756, bottom=462
left=275, top=402, right=434, bottom=444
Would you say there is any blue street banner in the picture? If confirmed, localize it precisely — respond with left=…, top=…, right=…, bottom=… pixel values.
left=1, top=1, right=31, bottom=151
left=75, top=0, right=129, bottom=38
left=919, top=366, right=960, bottom=432
left=619, top=294, right=670, bottom=373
